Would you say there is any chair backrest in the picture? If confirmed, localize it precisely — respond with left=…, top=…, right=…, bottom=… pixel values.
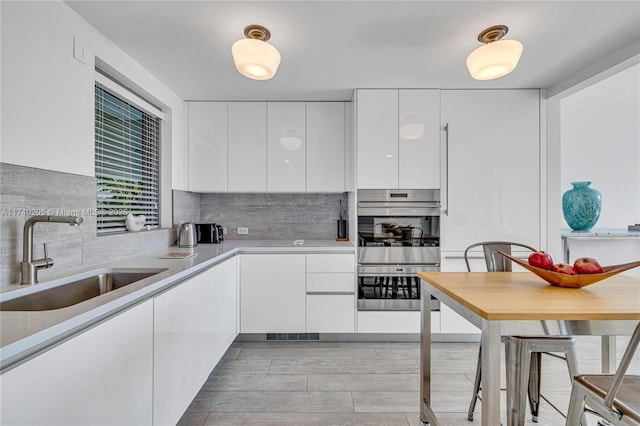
left=464, top=241, right=537, bottom=272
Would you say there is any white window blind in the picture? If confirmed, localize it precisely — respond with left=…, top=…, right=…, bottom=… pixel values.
left=95, top=84, right=160, bottom=234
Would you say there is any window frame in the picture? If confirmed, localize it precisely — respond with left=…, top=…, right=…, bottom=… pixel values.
left=94, top=71, right=164, bottom=235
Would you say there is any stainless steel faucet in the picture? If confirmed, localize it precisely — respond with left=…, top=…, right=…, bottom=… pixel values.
left=21, top=215, right=83, bottom=285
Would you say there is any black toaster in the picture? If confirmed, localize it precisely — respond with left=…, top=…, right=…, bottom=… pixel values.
left=195, top=223, right=223, bottom=244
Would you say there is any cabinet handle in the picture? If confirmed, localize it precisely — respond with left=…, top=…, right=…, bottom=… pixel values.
left=443, top=123, right=449, bottom=216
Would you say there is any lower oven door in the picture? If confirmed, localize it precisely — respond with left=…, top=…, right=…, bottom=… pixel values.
left=357, top=265, right=440, bottom=311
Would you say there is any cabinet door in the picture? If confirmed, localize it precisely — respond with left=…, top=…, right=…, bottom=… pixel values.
left=240, top=254, right=306, bottom=333
left=440, top=90, right=540, bottom=251
left=307, top=294, right=355, bottom=332
left=356, top=89, right=399, bottom=188
left=228, top=102, right=267, bottom=191
left=188, top=102, right=228, bottom=191
left=1, top=300, right=153, bottom=425
left=307, top=102, right=346, bottom=192
left=398, top=90, right=440, bottom=189
left=153, top=258, right=238, bottom=426
left=306, top=253, right=355, bottom=273
left=267, top=102, right=306, bottom=191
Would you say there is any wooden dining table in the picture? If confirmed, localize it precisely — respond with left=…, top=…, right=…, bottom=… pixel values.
left=417, top=271, right=640, bottom=426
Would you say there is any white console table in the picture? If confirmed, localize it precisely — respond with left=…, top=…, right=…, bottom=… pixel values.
left=561, top=228, right=640, bottom=373
left=562, top=229, right=640, bottom=263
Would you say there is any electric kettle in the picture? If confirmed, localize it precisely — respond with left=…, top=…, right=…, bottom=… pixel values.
left=177, top=222, right=197, bottom=248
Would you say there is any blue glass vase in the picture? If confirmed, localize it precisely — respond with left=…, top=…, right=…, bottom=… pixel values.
left=562, top=181, right=602, bottom=231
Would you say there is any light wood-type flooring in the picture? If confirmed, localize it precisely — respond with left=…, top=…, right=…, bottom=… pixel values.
left=178, top=336, right=639, bottom=426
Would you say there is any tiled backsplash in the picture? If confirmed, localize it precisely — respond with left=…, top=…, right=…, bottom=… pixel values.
left=0, top=163, right=174, bottom=285
left=173, top=191, right=349, bottom=240
left=1, top=163, right=350, bottom=285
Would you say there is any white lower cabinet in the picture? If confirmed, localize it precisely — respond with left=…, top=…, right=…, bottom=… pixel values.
left=153, top=258, right=238, bottom=425
left=307, top=294, right=355, bottom=333
left=240, top=254, right=307, bottom=333
left=305, top=253, right=356, bottom=333
left=0, top=300, right=154, bottom=425
left=239, top=253, right=357, bottom=334
left=357, top=310, right=440, bottom=334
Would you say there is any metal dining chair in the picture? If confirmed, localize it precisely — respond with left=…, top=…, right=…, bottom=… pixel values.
left=565, top=321, right=640, bottom=426
left=465, top=241, right=580, bottom=425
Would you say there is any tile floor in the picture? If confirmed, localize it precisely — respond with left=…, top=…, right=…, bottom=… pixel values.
left=178, top=336, right=639, bottom=426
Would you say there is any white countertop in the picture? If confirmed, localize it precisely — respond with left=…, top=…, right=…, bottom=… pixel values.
left=0, top=239, right=354, bottom=371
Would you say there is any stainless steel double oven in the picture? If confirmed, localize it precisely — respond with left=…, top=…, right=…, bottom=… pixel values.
left=357, top=189, right=441, bottom=311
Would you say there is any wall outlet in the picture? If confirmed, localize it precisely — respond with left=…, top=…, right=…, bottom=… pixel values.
left=223, top=227, right=228, bottom=235
left=237, top=227, right=249, bottom=235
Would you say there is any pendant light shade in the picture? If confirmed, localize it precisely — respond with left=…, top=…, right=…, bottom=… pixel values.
left=232, top=25, right=281, bottom=80
left=466, top=25, right=523, bottom=80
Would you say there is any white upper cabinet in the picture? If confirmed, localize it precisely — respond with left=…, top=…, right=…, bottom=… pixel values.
left=267, top=102, right=306, bottom=191
left=440, top=90, right=540, bottom=251
left=356, top=89, right=440, bottom=189
left=307, top=102, right=346, bottom=192
left=357, top=89, right=399, bottom=189
left=228, top=102, right=267, bottom=191
left=398, top=90, right=440, bottom=189
left=188, top=102, right=228, bottom=192
left=186, top=101, right=345, bottom=192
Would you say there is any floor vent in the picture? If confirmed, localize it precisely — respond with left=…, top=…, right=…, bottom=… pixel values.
left=266, top=333, right=320, bottom=341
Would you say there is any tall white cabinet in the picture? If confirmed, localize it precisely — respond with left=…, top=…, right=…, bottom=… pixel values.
left=356, top=89, right=440, bottom=189
left=440, top=89, right=541, bottom=253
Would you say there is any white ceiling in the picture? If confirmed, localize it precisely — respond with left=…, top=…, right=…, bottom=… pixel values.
left=65, top=1, right=640, bottom=101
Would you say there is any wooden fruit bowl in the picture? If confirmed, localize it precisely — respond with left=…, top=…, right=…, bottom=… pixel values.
left=497, top=251, right=640, bottom=288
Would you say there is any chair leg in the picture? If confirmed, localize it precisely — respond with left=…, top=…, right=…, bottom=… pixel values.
left=564, top=342, right=579, bottom=381
left=565, top=386, right=586, bottom=426
left=528, top=352, right=541, bottom=422
left=505, top=338, right=531, bottom=426
left=467, top=344, right=482, bottom=421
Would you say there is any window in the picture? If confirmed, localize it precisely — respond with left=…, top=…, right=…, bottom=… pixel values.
left=95, top=82, right=160, bottom=234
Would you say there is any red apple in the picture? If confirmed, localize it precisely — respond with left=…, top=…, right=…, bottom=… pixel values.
left=528, top=251, right=554, bottom=270
left=552, top=263, right=577, bottom=275
left=573, top=257, right=603, bottom=274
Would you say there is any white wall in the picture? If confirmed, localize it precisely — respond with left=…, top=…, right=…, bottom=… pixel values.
left=0, top=1, right=188, bottom=191
left=560, top=64, right=640, bottom=229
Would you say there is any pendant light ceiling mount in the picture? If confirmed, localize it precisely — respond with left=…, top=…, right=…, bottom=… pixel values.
left=232, top=24, right=281, bottom=81
left=466, top=24, right=523, bottom=81
left=244, top=24, right=271, bottom=42
left=477, top=25, right=509, bottom=44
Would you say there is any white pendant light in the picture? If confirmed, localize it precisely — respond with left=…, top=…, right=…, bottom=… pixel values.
left=466, top=25, right=523, bottom=80
left=232, top=24, right=281, bottom=80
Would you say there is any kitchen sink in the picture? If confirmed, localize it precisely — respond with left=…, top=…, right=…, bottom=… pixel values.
left=0, top=268, right=167, bottom=311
